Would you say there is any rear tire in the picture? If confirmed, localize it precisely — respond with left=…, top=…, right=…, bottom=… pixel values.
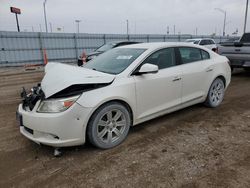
left=87, top=102, right=131, bottom=149
left=205, top=78, right=225, bottom=108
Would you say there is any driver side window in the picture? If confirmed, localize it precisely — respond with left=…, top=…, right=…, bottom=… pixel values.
left=142, top=48, right=176, bottom=70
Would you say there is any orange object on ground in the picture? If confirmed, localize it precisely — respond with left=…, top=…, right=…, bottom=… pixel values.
left=82, top=51, right=87, bottom=64
left=43, top=49, right=48, bottom=65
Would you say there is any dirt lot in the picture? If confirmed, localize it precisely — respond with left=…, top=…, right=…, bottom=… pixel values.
left=0, top=67, right=249, bottom=188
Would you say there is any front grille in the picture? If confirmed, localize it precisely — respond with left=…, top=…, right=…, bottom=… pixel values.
left=24, top=126, right=33, bottom=135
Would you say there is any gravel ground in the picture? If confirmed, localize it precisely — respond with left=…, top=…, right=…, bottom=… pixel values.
left=0, top=68, right=249, bottom=188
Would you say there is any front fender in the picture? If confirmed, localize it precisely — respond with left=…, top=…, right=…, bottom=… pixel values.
left=76, top=77, right=137, bottom=121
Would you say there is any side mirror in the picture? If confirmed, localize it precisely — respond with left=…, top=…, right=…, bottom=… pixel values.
left=137, top=63, right=158, bottom=74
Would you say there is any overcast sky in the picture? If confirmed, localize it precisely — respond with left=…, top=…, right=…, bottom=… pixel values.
left=0, top=0, right=249, bottom=36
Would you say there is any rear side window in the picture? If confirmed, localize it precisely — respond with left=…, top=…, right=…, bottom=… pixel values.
left=143, top=48, right=176, bottom=69
left=201, top=50, right=210, bottom=60
left=210, top=40, right=215, bottom=44
left=179, top=47, right=202, bottom=64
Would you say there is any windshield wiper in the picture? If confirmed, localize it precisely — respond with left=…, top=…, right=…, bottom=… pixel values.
left=92, top=68, right=114, bottom=75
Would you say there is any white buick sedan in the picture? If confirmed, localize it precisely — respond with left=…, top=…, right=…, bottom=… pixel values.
left=17, top=43, right=231, bottom=149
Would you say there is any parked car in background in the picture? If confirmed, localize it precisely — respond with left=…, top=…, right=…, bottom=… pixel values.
left=18, top=42, right=231, bottom=150
left=223, top=37, right=240, bottom=43
left=186, top=38, right=218, bottom=52
left=218, top=33, right=250, bottom=71
left=77, top=41, right=140, bottom=66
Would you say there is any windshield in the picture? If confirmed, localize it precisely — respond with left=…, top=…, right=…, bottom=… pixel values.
left=96, top=43, right=115, bottom=52
left=84, top=48, right=146, bottom=75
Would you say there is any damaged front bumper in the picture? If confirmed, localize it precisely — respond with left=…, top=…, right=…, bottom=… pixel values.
left=17, top=100, right=92, bottom=147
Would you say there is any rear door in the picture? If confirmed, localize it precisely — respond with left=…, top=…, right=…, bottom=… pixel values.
left=133, top=48, right=182, bottom=120
left=177, top=47, right=213, bottom=103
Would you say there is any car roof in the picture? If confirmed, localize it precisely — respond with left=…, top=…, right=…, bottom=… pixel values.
left=118, top=42, right=205, bottom=50
left=107, top=41, right=140, bottom=45
left=187, top=38, right=214, bottom=41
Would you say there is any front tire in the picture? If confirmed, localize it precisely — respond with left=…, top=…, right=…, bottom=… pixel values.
left=205, top=78, right=225, bottom=108
left=87, top=102, right=131, bottom=149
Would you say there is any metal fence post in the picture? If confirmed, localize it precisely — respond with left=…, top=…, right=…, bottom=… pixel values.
left=74, top=33, right=78, bottom=60
left=38, top=32, right=44, bottom=64
left=103, top=34, right=106, bottom=44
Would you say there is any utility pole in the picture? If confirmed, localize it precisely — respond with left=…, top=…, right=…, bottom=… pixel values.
left=15, top=13, right=20, bottom=32
left=223, top=11, right=226, bottom=36
left=167, top=26, right=169, bottom=35
left=195, top=27, right=198, bottom=36
left=49, top=22, right=52, bottom=32
left=134, top=21, right=137, bottom=35
left=126, top=20, right=129, bottom=35
left=244, top=0, right=249, bottom=33
left=174, top=25, right=176, bottom=35
left=39, top=24, right=42, bottom=32
left=43, top=0, right=48, bottom=33
left=75, top=20, right=81, bottom=33
left=215, top=8, right=227, bottom=36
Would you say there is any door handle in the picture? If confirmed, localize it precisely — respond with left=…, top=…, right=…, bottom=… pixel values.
left=206, top=68, right=213, bottom=72
left=172, top=76, right=182, bottom=82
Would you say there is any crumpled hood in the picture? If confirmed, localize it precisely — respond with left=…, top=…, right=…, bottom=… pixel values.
left=41, top=62, right=115, bottom=98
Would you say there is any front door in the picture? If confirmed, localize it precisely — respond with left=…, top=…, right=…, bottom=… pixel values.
left=133, top=48, right=182, bottom=120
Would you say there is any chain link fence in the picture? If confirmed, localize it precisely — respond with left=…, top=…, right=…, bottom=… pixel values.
left=0, top=31, right=233, bottom=67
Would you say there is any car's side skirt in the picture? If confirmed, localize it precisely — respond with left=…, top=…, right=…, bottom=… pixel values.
left=133, top=95, right=204, bottom=126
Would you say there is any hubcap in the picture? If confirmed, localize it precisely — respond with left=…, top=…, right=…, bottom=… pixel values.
left=210, top=81, right=224, bottom=106
left=97, top=109, right=126, bottom=143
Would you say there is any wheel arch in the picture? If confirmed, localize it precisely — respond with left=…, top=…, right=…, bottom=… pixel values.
left=85, top=99, right=134, bottom=139
left=216, top=75, right=226, bottom=87
left=205, top=74, right=227, bottom=100
left=204, top=75, right=226, bottom=108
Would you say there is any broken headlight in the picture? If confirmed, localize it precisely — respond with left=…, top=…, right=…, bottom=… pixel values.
left=37, top=95, right=80, bottom=113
